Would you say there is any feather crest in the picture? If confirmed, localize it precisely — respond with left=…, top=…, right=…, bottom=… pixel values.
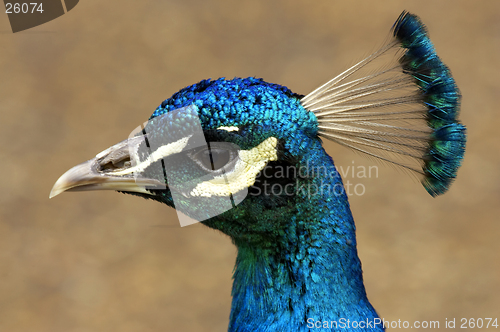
left=302, top=11, right=466, bottom=196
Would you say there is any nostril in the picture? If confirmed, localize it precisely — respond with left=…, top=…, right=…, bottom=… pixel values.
left=112, top=156, right=131, bottom=168
left=99, top=155, right=131, bottom=172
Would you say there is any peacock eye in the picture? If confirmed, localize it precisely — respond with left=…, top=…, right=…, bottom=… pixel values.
left=191, top=143, right=238, bottom=172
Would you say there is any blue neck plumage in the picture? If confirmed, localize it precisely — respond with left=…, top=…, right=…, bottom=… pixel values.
left=229, top=139, right=383, bottom=331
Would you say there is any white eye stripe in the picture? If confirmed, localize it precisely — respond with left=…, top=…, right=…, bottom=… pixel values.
left=189, top=137, right=278, bottom=197
left=111, top=135, right=192, bottom=176
left=217, top=126, right=240, bottom=132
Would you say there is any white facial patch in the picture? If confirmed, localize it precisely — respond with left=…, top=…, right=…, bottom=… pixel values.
left=110, top=135, right=192, bottom=176
left=217, top=126, right=239, bottom=132
left=189, top=137, right=278, bottom=197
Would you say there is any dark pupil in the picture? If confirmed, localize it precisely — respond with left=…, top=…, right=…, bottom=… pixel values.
left=201, top=148, right=230, bottom=170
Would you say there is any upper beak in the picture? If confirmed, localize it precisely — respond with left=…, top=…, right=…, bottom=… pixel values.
left=49, top=136, right=166, bottom=198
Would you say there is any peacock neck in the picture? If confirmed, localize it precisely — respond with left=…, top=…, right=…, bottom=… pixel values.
left=228, top=143, right=383, bottom=331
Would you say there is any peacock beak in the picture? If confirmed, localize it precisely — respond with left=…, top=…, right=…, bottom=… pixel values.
left=49, top=135, right=166, bottom=198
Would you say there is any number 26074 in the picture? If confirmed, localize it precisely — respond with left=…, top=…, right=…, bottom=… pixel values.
left=5, top=3, right=44, bottom=14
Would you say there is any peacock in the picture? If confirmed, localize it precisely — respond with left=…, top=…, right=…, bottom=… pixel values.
left=50, top=12, right=466, bottom=332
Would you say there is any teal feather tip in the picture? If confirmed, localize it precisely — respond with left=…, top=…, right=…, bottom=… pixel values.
left=302, top=10, right=466, bottom=197
left=393, top=11, right=466, bottom=196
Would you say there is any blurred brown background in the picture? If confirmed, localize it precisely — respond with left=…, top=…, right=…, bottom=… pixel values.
left=0, top=1, right=498, bottom=331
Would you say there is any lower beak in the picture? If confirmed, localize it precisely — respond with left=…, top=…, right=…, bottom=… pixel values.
left=49, top=136, right=166, bottom=198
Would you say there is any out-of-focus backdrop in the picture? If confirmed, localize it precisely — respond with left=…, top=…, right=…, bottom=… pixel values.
left=0, top=1, right=498, bottom=331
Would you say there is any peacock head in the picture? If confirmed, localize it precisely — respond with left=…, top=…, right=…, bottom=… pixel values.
left=50, top=77, right=325, bottom=242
